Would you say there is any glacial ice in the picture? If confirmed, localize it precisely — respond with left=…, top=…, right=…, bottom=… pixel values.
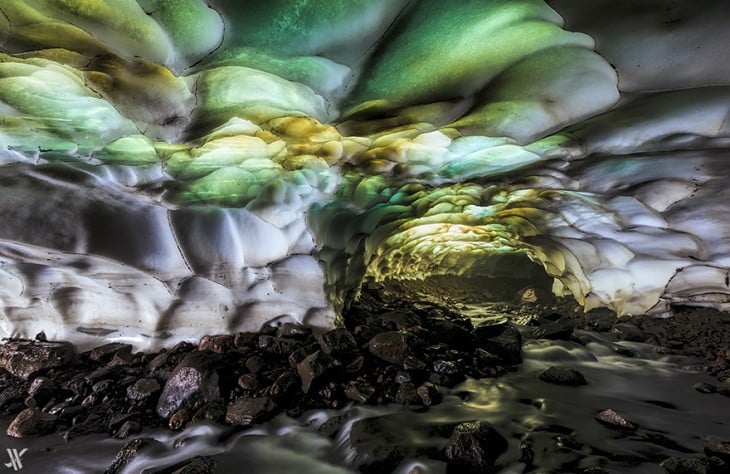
left=0, top=0, right=728, bottom=347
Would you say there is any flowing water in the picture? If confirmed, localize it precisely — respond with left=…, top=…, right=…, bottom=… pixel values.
left=8, top=329, right=727, bottom=473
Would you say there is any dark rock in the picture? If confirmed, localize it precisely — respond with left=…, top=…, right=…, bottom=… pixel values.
left=0, top=340, right=75, bottom=379
left=233, top=332, right=258, bottom=350
left=296, top=350, right=338, bottom=393
left=538, top=366, right=588, bottom=386
left=127, top=378, right=161, bottom=401
left=92, top=379, right=115, bottom=394
left=237, top=374, right=260, bottom=391
left=244, top=355, right=267, bottom=374
left=88, top=343, right=132, bottom=362
left=473, top=322, right=522, bottom=365
left=318, top=328, right=358, bottom=355
left=693, top=383, right=717, bottom=394
left=104, top=437, right=166, bottom=474
left=344, top=381, right=376, bottom=403
left=379, top=309, right=424, bottom=330
left=519, top=434, right=534, bottom=466
left=368, top=331, right=413, bottom=364
left=257, top=336, right=303, bottom=357
left=472, top=317, right=510, bottom=339
left=716, top=380, right=730, bottom=397
left=0, top=384, right=26, bottom=409
left=318, top=414, right=348, bottom=438
left=432, top=360, right=463, bottom=376
left=198, top=335, right=233, bottom=354
left=287, top=343, right=319, bottom=368
left=431, top=319, right=476, bottom=350
left=444, top=421, right=508, bottom=474
left=108, top=349, right=135, bottom=366
left=276, top=323, right=311, bottom=340
left=27, top=377, right=57, bottom=406
left=169, top=407, right=192, bottom=430
left=156, top=351, right=221, bottom=419
left=394, top=382, right=419, bottom=404
left=349, top=416, right=409, bottom=474
left=7, top=407, right=56, bottom=437
left=705, top=439, right=730, bottom=464
left=595, top=409, right=637, bottom=431
left=191, top=401, right=225, bottom=424
left=113, top=420, right=141, bottom=439
left=267, top=369, right=298, bottom=400
left=532, top=318, right=574, bottom=340
left=225, top=396, right=277, bottom=426
left=146, top=352, right=170, bottom=374
left=402, top=355, right=428, bottom=371
left=611, top=323, right=646, bottom=342
left=660, top=456, right=725, bottom=474
left=416, top=383, right=441, bottom=406
left=150, top=455, right=218, bottom=474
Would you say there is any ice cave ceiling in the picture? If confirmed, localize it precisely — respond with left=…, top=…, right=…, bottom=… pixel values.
left=0, top=0, right=729, bottom=349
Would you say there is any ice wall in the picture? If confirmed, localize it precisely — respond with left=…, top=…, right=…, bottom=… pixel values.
left=0, top=0, right=728, bottom=348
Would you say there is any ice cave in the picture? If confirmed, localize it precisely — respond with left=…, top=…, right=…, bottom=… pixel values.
left=0, top=1, right=728, bottom=473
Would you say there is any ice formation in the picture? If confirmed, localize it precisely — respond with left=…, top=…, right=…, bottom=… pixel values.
left=0, top=0, right=728, bottom=348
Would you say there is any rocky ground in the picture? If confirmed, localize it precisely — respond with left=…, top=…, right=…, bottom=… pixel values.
left=0, top=289, right=728, bottom=473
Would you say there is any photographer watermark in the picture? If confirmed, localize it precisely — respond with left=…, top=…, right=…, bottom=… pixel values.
left=4, top=449, right=26, bottom=471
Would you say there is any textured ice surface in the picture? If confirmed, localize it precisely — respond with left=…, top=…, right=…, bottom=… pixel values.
left=0, top=0, right=729, bottom=347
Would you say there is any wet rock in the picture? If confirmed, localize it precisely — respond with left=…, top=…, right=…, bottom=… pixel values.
left=472, top=317, right=509, bottom=338
left=444, top=421, right=508, bottom=474
left=237, top=373, right=260, bottom=391
left=532, top=319, right=574, bottom=340
left=233, top=332, right=258, bottom=350
left=368, top=331, right=413, bottom=364
left=0, top=382, right=26, bottom=411
left=7, top=407, right=56, bottom=437
left=473, top=322, right=522, bottom=365
left=146, top=352, right=170, bottom=374
left=0, top=340, right=74, bottom=379
left=127, top=378, right=161, bottom=401
left=416, top=383, right=442, bottom=406
left=257, top=336, right=303, bottom=357
left=431, top=320, right=476, bottom=350
left=27, top=377, right=58, bottom=406
left=394, top=382, right=419, bottom=404
left=693, top=383, right=717, bottom=394
left=318, top=328, right=358, bottom=355
left=169, top=407, right=192, bottom=430
left=88, top=343, right=133, bottom=362
left=191, top=401, right=225, bottom=424
left=151, top=455, right=218, bottom=474
left=704, top=439, right=730, bottom=464
left=660, top=456, right=725, bottom=474
left=595, top=409, right=637, bottom=431
left=197, top=335, right=233, bottom=354
left=244, top=355, right=267, bottom=374
left=379, top=309, right=424, bottom=331
left=318, top=413, right=348, bottom=438
left=225, top=396, right=277, bottom=427
left=349, top=416, right=409, bottom=474
left=716, top=379, right=730, bottom=397
left=611, top=323, right=646, bottom=342
left=156, top=351, right=221, bottom=419
left=104, top=437, right=166, bottom=474
left=345, top=380, right=377, bottom=404
left=267, top=369, right=298, bottom=400
left=113, top=420, right=141, bottom=439
left=287, top=343, right=319, bottom=368
left=538, top=366, right=588, bottom=386
left=276, top=323, right=311, bottom=340
left=296, top=350, right=338, bottom=393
